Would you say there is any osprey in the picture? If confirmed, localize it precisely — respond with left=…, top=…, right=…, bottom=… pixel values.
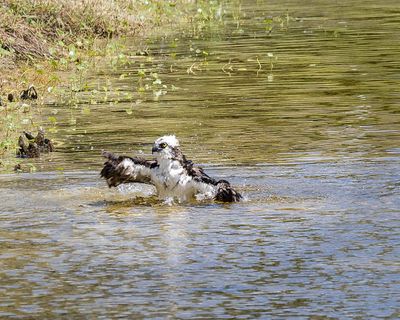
left=100, top=135, right=242, bottom=203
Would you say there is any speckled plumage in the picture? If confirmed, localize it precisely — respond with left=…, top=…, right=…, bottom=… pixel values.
left=101, top=135, right=242, bottom=203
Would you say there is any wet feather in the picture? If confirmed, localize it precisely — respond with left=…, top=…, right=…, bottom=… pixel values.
left=100, top=135, right=242, bottom=203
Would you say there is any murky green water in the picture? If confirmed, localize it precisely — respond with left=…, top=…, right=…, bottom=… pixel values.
left=1, top=1, right=400, bottom=318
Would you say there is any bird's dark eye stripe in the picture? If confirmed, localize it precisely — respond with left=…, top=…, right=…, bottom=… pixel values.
left=160, top=143, right=167, bottom=148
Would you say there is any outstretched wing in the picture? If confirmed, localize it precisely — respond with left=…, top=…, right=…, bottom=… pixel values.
left=100, top=151, right=157, bottom=187
left=173, top=147, right=218, bottom=186
left=185, top=161, right=242, bottom=203
left=189, top=165, right=217, bottom=185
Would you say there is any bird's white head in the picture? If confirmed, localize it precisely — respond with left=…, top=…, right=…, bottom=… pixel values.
left=152, top=135, right=180, bottom=160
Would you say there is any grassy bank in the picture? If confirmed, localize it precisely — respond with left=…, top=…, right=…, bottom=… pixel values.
left=0, top=0, right=206, bottom=171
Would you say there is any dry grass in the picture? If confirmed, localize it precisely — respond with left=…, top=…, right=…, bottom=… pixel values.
left=0, top=0, right=187, bottom=99
left=0, top=0, right=145, bottom=63
left=0, top=0, right=195, bottom=96
left=0, top=7, right=49, bottom=61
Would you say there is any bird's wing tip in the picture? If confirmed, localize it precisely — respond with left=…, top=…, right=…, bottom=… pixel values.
left=101, top=150, right=115, bottom=159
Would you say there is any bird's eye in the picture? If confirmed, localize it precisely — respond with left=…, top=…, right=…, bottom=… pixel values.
left=160, top=143, right=167, bottom=149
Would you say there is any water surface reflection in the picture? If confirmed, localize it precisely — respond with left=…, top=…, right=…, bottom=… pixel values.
left=1, top=0, right=400, bottom=318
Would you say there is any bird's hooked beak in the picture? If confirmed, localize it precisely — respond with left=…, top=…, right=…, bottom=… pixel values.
left=152, top=145, right=161, bottom=154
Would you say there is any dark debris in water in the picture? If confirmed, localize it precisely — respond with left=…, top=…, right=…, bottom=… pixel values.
left=7, top=93, right=14, bottom=102
left=17, top=128, right=54, bottom=158
left=20, top=85, right=38, bottom=100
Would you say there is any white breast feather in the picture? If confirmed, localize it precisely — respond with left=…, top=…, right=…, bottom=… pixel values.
left=150, top=159, right=216, bottom=203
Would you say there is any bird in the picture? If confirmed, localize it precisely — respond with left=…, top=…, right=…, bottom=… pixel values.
left=17, top=128, right=55, bottom=158
left=100, top=135, right=242, bottom=203
left=20, top=85, right=38, bottom=100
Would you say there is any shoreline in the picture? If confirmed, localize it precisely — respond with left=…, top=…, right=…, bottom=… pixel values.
left=0, top=0, right=204, bottom=171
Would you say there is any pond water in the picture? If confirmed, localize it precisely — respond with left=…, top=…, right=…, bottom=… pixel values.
left=1, top=0, right=400, bottom=318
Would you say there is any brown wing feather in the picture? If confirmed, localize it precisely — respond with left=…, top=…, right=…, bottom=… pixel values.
left=100, top=151, right=157, bottom=187
left=172, top=146, right=217, bottom=185
left=172, top=147, right=242, bottom=202
left=215, top=180, right=242, bottom=202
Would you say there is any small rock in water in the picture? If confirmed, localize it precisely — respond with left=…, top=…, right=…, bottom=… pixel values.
left=17, top=128, right=55, bottom=158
